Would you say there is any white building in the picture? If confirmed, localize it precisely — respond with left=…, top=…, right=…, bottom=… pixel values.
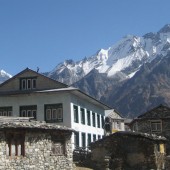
left=104, top=109, right=125, bottom=135
left=0, top=68, right=111, bottom=149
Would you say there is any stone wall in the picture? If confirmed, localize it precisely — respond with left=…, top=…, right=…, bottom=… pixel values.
left=0, top=130, right=73, bottom=170
left=90, top=132, right=166, bottom=170
left=131, top=119, right=170, bottom=154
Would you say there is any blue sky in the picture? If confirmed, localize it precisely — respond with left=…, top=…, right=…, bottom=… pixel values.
left=1, top=0, right=170, bottom=75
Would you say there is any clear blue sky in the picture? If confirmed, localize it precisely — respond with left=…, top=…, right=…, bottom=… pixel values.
left=1, top=0, right=170, bottom=75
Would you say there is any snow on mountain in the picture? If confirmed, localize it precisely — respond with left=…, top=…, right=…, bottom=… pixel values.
left=0, top=70, right=12, bottom=83
left=0, top=70, right=12, bottom=78
left=46, top=24, right=170, bottom=85
left=1, top=24, right=169, bottom=86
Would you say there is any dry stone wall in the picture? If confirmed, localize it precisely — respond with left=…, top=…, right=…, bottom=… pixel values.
left=90, top=132, right=166, bottom=170
left=0, top=131, right=73, bottom=170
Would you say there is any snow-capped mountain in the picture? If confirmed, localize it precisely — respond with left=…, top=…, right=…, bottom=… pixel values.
left=0, top=70, right=12, bottom=83
left=101, top=51, right=170, bottom=117
left=46, top=24, right=170, bottom=85
left=44, top=24, right=170, bottom=117
left=1, top=24, right=170, bottom=117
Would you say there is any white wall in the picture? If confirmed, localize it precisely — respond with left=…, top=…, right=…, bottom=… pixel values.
left=0, top=92, right=72, bottom=127
left=0, top=91, right=106, bottom=149
left=69, top=94, right=105, bottom=149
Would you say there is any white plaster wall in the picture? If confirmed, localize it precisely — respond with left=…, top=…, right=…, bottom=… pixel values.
left=69, top=94, right=105, bottom=149
left=0, top=92, right=106, bottom=149
left=121, top=121, right=125, bottom=131
left=0, top=92, right=72, bottom=127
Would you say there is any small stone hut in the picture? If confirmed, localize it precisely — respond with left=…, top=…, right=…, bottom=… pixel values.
left=90, top=131, right=166, bottom=170
left=0, top=117, right=74, bottom=170
left=129, top=104, right=170, bottom=154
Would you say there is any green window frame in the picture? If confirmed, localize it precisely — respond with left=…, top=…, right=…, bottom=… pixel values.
left=101, top=116, right=105, bottom=128
left=20, top=77, right=37, bottom=90
left=93, top=134, right=96, bottom=142
left=20, top=105, right=37, bottom=119
left=74, top=105, right=79, bottom=123
left=97, top=114, right=100, bottom=128
left=87, top=133, right=91, bottom=146
left=81, top=108, right=85, bottom=124
left=0, top=107, right=12, bottom=116
left=92, top=112, right=96, bottom=127
left=44, top=104, right=63, bottom=123
left=87, top=110, right=91, bottom=126
left=81, top=133, right=86, bottom=148
left=74, top=132, right=79, bottom=148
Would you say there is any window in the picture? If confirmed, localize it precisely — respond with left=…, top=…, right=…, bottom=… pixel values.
left=74, top=105, right=79, bottom=123
left=159, top=144, right=165, bottom=154
left=45, top=104, right=63, bottom=123
left=20, top=77, right=37, bottom=90
left=74, top=132, right=79, bottom=148
left=52, top=109, right=57, bottom=119
left=20, top=105, right=37, bottom=119
left=151, top=121, right=162, bottom=133
left=81, top=108, right=85, bottom=124
left=27, top=110, right=31, bottom=117
left=57, top=108, right=63, bottom=119
left=132, top=122, right=138, bottom=132
left=0, top=107, right=12, bottom=116
left=92, top=112, right=96, bottom=127
left=52, top=142, right=64, bottom=155
left=97, top=114, right=100, bottom=128
left=117, top=121, right=121, bottom=130
left=21, top=79, right=26, bottom=90
left=81, top=133, right=86, bottom=148
left=46, top=109, right=51, bottom=120
left=6, top=132, right=25, bottom=157
left=87, top=133, right=91, bottom=146
left=21, top=110, right=26, bottom=117
left=27, top=79, right=31, bottom=89
left=87, top=110, right=91, bottom=126
left=101, top=116, right=105, bottom=128
left=51, top=136, right=65, bottom=155
left=32, top=79, right=36, bottom=89
left=93, top=134, right=96, bottom=142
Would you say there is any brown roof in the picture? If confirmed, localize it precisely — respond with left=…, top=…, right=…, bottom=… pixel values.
left=130, top=104, right=170, bottom=125
left=0, top=67, right=68, bottom=89
left=137, top=104, right=170, bottom=119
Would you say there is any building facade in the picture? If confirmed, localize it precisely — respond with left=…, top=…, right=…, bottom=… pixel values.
left=90, top=131, right=166, bottom=170
left=0, top=117, right=73, bottom=170
left=130, top=104, right=170, bottom=154
left=104, top=109, right=125, bottom=135
left=0, top=68, right=111, bottom=149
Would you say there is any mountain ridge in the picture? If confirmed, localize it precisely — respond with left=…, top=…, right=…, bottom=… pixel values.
left=1, top=24, right=170, bottom=117
left=101, top=52, right=170, bottom=117
left=0, top=70, right=12, bottom=84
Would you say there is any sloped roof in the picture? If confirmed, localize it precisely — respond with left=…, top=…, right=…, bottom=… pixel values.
left=0, top=116, right=74, bottom=132
left=105, top=109, right=124, bottom=119
left=113, top=131, right=166, bottom=141
left=137, top=104, right=170, bottom=119
left=0, top=68, right=112, bottom=110
left=36, top=87, right=111, bottom=110
left=0, top=67, right=68, bottom=88
left=90, top=131, right=166, bottom=147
